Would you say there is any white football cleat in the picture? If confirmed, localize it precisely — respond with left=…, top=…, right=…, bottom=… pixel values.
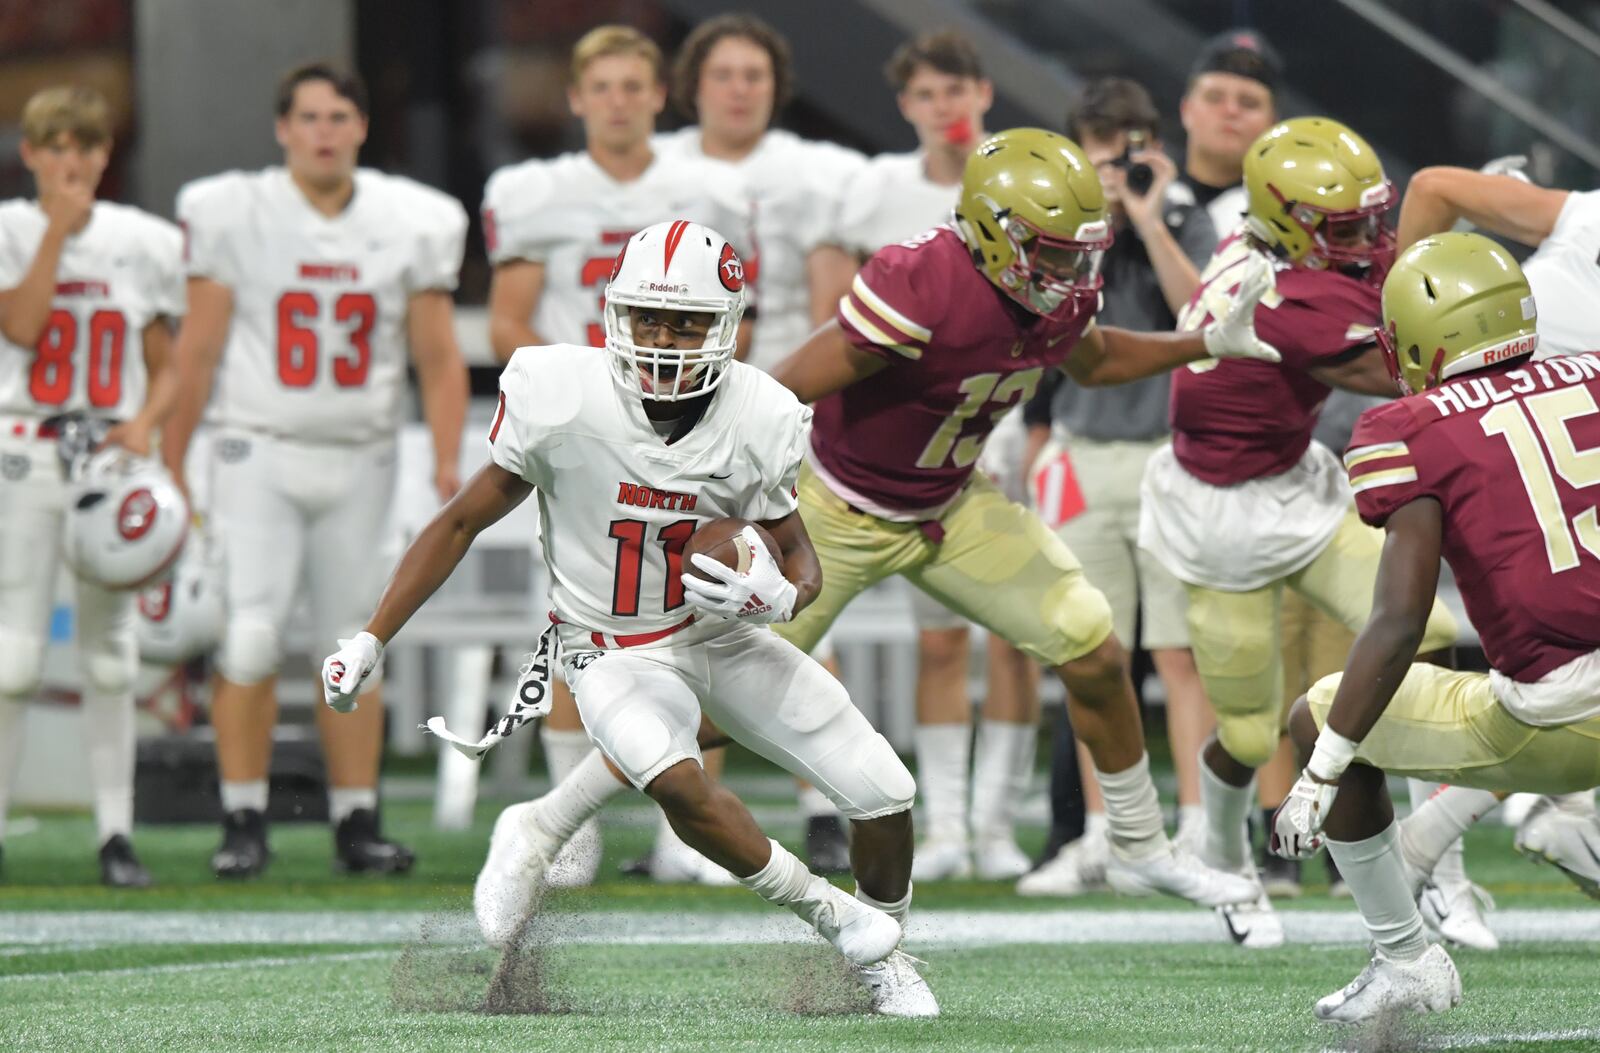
left=649, top=823, right=737, bottom=886
left=1419, top=878, right=1498, bottom=951
left=1314, top=944, right=1462, bottom=1023
left=809, top=884, right=902, bottom=966
left=1515, top=795, right=1600, bottom=899
left=1016, top=834, right=1109, bottom=897
left=1213, top=872, right=1286, bottom=949
left=1106, top=842, right=1261, bottom=908
left=911, top=836, right=972, bottom=881
left=474, top=800, right=564, bottom=945
left=546, top=817, right=600, bottom=889
left=973, top=834, right=1033, bottom=881
left=856, top=950, right=939, bottom=1017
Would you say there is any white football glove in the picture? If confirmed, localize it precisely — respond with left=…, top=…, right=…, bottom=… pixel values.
left=680, top=525, right=797, bottom=624
left=1201, top=252, right=1282, bottom=363
left=1270, top=769, right=1339, bottom=860
left=321, top=631, right=383, bottom=713
left=1479, top=153, right=1531, bottom=183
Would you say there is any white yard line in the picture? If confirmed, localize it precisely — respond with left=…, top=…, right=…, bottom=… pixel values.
left=0, top=948, right=393, bottom=983
left=2, top=908, right=1597, bottom=950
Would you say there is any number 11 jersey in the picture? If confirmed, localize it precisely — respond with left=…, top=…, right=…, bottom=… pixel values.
left=177, top=167, right=467, bottom=444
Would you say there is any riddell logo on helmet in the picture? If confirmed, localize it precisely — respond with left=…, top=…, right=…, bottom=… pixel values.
left=641, top=281, right=688, bottom=294
left=1485, top=336, right=1537, bottom=363
left=117, top=489, right=158, bottom=542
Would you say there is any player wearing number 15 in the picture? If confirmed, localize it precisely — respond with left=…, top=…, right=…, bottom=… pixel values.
left=162, top=64, right=469, bottom=879
left=0, top=86, right=183, bottom=887
left=768, top=127, right=1278, bottom=908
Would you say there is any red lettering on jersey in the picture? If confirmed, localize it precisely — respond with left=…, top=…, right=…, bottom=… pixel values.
left=54, top=280, right=110, bottom=298
left=616, top=481, right=697, bottom=511
left=662, top=220, right=690, bottom=273
left=600, top=229, right=634, bottom=246
left=298, top=262, right=361, bottom=282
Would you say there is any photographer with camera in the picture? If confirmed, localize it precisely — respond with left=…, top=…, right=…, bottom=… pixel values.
left=1017, top=77, right=1217, bottom=895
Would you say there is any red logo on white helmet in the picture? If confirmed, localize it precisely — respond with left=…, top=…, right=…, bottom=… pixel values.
left=118, top=488, right=158, bottom=541
left=718, top=243, right=744, bottom=292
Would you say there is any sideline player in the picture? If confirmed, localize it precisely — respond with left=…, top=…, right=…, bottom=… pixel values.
left=482, top=24, right=751, bottom=886
left=1139, top=118, right=1459, bottom=947
left=323, top=221, right=937, bottom=1017
left=0, top=86, right=184, bottom=886
left=163, top=64, right=469, bottom=878
left=1270, top=233, right=1600, bottom=1022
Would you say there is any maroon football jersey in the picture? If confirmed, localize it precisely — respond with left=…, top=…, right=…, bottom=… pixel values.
left=813, top=225, right=1093, bottom=517
left=1171, top=233, right=1381, bottom=486
left=1346, top=353, right=1600, bottom=681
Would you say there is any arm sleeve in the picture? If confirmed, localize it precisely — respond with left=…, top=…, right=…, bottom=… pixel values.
left=1024, top=368, right=1065, bottom=428
left=486, top=351, right=541, bottom=484
left=797, top=144, right=866, bottom=254
left=409, top=194, right=468, bottom=294
left=1344, top=402, right=1431, bottom=527
left=175, top=179, right=240, bottom=287
left=483, top=165, right=559, bottom=266
left=751, top=401, right=811, bottom=521
left=828, top=164, right=879, bottom=256
left=1259, top=276, right=1380, bottom=371
left=835, top=244, right=946, bottom=361
left=1544, top=189, right=1600, bottom=259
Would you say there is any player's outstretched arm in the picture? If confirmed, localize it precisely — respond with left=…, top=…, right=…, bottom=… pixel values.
left=363, top=461, right=533, bottom=644
left=486, top=260, right=547, bottom=364
left=1309, top=345, right=1400, bottom=397
left=1397, top=166, right=1567, bottom=251
left=161, top=277, right=234, bottom=491
left=759, top=509, right=823, bottom=615
left=1062, top=325, right=1208, bottom=387
left=407, top=290, right=469, bottom=501
left=769, top=320, right=888, bottom=404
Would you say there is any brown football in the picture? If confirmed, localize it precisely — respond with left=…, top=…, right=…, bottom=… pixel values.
left=682, top=518, right=782, bottom=582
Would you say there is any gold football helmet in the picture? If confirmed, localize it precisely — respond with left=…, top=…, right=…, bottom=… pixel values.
left=1243, top=117, right=1394, bottom=276
left=954, top=127, right=1112, bottom=320
left=1379, top=231, right=1538, bottom=394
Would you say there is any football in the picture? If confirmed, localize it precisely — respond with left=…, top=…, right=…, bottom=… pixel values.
left=682, top=517, right=782, bottom=582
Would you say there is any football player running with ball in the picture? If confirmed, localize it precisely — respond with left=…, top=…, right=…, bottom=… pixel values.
left=322, top=221, right=937, bottom=1017
left=764, top=127, right=1277, bottom=908
left=1271, top=232, right=1600, bottom=1022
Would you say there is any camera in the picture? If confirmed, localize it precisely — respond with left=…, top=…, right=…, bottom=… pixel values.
left=1112, top=129, right=1155, bottom=197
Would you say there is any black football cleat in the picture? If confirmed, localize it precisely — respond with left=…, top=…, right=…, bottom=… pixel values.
left=212, top=808, right=270, bottom=879
left=804, top=814, right=853, bottom=875
left=100, top=834, right=152, bottom=888
left=334, top=808, right=416, bottom=875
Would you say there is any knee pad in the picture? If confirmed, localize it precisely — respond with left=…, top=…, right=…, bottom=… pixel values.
left=604, top=708, right=696, bottom=791
left=827, top=731, right=917, bottom=821
left=1036, top=576, right=1114, bottom=666
left=81, top=630, right=137, bottom=695
left=1215, top=709, right=1281, bottom=770
left=217, top=617, right=282, bottom=686
left=0, top=627, right=45, bottom=698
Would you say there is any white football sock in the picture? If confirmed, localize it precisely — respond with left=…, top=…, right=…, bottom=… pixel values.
left=0, top=698, right=28, bottom=842
left=220, top=780, right=269, bottom=814
left=856, top=881, right=912, bottom=928
left=536, top=747, right=628, bottom=841
left=1328, top=822, right=1428, bottom=963
left=1093, top=753, right=1167, bottom=855
left=1198, top=759, right=1254, bottom=871
left=327, top=786, right=377, bottom=825
left=1176, top=803, right=1205, bottom=843
left=1408, top=779, right=1467, bottom=885
left=541, top=726, right=601, bottom=850
left=797, top=784, right=837, bottom=819
left=82, top=689, right=137, bottom=844
left=740, top=837, right=837, bottom=929
left=1552, top=790, right=1597, bottom=816
left=913, top=722, right=971, bottom=843
left=970, top=719, right=1034, bottom=844
left=1399, top=784, right=1500, bottom=879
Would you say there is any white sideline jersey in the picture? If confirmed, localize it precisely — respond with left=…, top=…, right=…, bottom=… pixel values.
left=1525, top=188, right=1600, bottom=358
left=656, top=128, right=865, bottom=372
left=833, top=150, right=958, bottom=256
left=487, top=344, right=810, bottom=641
left=0, top=200, right=183, bottom=420
left=482, top=151, right=752, bottom=349
left=177, top=166, right=467, bottom=444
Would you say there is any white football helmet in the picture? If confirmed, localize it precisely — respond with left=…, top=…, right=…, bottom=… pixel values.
left=603, top=219, right=747, bottom=402
left=136, top=520, right=223, bottom=663
left=63, top=448, right=190, bottom=590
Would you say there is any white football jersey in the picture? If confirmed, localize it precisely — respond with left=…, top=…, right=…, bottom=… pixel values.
left=0, top=200, right=183, bottom=420
left=833, top=151, right=958, bottom=256
left=488, top=344, right=810, bottom=640
left=482, top=151, right=752, bottom=349
left=656, top=128, right=866, bottom=372
left=177, top=166, right=467, bottom=444
left=1525, top=189, right=1600, bottom=358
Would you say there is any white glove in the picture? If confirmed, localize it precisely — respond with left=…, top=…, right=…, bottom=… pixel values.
left=321, top=631, right=383, bottom=713
left=1270, top=769, right=1340, bottom=859
left=1202, top=252, right=1282, bottom=363
left=1479, top=153, right=1531, bottom=183
left=680, top=526, right=797, bottom=624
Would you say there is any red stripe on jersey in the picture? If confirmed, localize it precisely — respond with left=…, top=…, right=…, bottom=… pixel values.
left=663, top=220, right=689, bottom=273
left=489, top=392, right=507, bottom=443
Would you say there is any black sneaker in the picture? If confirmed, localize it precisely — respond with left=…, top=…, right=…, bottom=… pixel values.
left=1260, top=853, right=1302, bottom=899
left=99, top=834, right=152, bottom=888
left=212, top=808, right=270, bottom=879
left=334, top=808, right=415, bottom=874
left=804, top=814, right=852, bottom=875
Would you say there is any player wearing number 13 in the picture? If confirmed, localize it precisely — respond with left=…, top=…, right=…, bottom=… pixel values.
left=768, top=127, right=1279, bottom=908
left=162, top=64, right=469, bottom=879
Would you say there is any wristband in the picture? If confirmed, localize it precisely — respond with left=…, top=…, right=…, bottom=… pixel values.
left=1307, top=728, right=1360, bottom=782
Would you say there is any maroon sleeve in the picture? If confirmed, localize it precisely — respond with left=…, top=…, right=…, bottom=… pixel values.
left=836, top=235, right=952, bottom=362
left=1261, top=272, right=1381, bottom=372
left=1344, top=400, right=1432, bottom=528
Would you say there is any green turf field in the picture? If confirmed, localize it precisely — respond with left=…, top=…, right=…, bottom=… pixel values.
left=4, top=782, right=1599, bottom=1052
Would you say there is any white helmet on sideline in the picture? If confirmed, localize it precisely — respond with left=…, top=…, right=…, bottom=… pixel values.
left=64, top=448, right=189, bottom=590
left=603, top=219, right=747, bottom=402
left=136, top=520, right=223, bottom=663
